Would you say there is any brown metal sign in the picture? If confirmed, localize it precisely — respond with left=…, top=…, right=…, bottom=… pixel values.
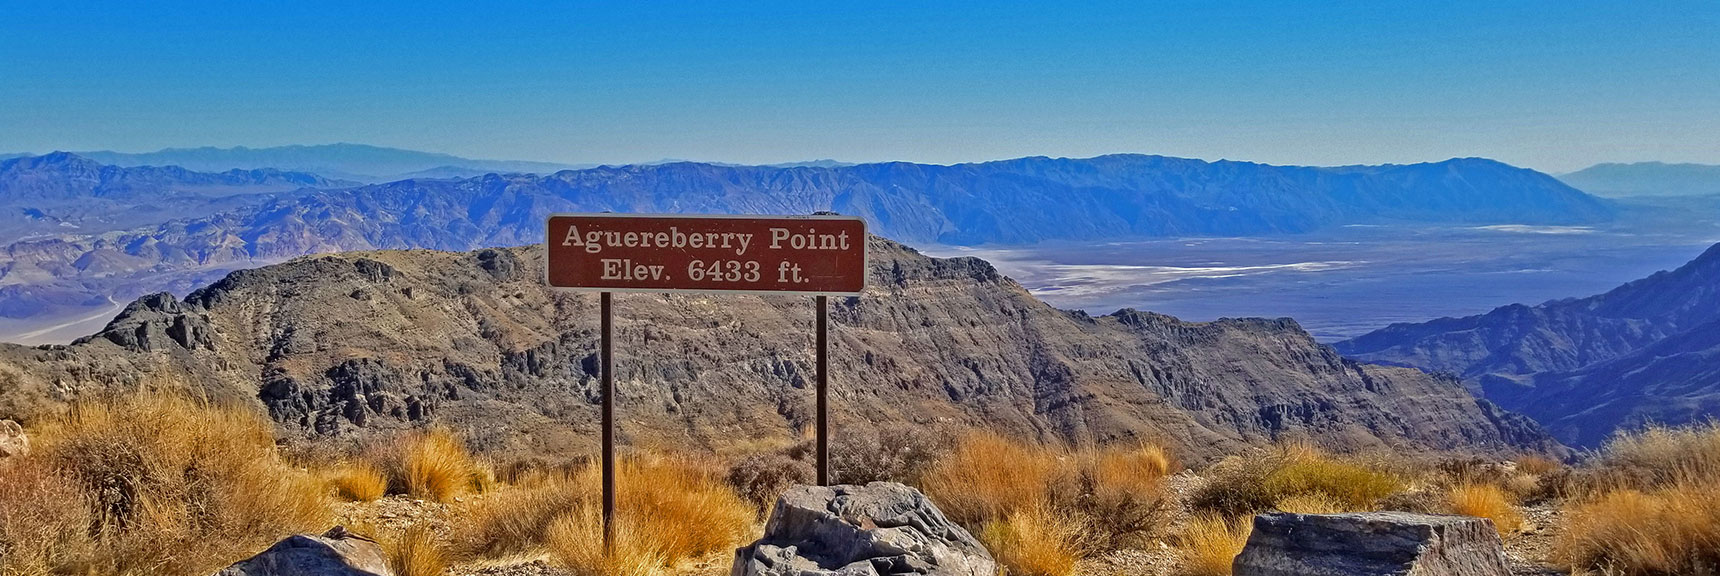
left=544, top=213, right=867, bottom=295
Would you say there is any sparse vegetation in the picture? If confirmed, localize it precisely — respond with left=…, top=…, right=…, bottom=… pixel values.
left=1556, top=422, right=1720, bottom=575
left=460, top=453, right=753, bottom=575
left=384, top=525, right=449, bottom=576
left=1447, top=482, right=1523, bottom=536
left=1190, top=441, right=1402, bottom=517
left=980, top=504, right=1085, bottom=576
left=1175, top=514, right=1253, bottom=576
left=921, top=431, right=1176, bottom=575
left=328, top=459, right=390, bottom=501
left=0, top=393, right=328, bottom=576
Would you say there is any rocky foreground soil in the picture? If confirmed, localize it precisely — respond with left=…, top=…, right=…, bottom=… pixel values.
left=334, top=471, right=1570, bottom=576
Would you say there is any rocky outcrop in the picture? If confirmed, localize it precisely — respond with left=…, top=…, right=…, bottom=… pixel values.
left=732, top=482, right=995, bottom=576
left=1233, top=512, right=1509, bottom=576
left=0, top=419, right=26, bottom=458
left=0, top=239, right=1563, bottom=462
left=212, top=526, right=391, bottom=576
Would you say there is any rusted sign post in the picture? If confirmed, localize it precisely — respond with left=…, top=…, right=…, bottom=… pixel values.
left=544, top=213, right=867, bottom=549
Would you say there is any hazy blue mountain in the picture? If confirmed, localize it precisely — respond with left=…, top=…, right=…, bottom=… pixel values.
left=1559, top=162, right=1720, bottom=198
left=0, top=153, right=1613, bottom=342
left=1337, top=242, right=1720, bottom=446
left=65, top=143, right=588, bottom=182
left=0, top=152, right=352, bottom=242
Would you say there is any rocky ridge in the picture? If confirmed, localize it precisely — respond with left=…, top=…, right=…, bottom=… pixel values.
left=0, top=238, right=1562, bottom=462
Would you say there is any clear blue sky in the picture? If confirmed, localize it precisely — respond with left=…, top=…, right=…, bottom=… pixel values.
left=3, top=1, right=1716, bottom=172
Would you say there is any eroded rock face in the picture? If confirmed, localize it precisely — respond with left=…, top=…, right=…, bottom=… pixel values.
left=732, top=482, right=995, bottom=576
left=1233, top=512, right=1510, bottom=576
left=212, top=527, right=392, bottom=576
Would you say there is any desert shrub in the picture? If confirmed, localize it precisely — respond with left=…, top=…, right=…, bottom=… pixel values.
left=328, top=460, right=389, bottom=501
left=1076, top=444, right=1174, bottom=549
left=1584, top=421, right=1720, bottom=491
left=379, top=427, right=480, bottom=503
left=1175, top=514, right=1253, bottom=576
left=1191, top=442, right=1401, bottom=517
left=921, top=431, right=1067, bottom=526
left=831, top=424, right=949, bottom=485
left=384, top=525, right=448, bottom=576
left=17, top=393, right=328, bottom=575
left=726, top=453, right=814, bottom=515
left=1275, top=492, right=1346, bottom=514
left=980, top=505, right=1085, bottom=576
left=0, top=458, right=96, bottom=574
left=546, top=505, right=667, bottom=576
left=1447, top=483, right=1523, bottom=536
left=1555, top=421, right=1720, bottom=575
left=462, top=453, right=752, bottom=573
left=920, top=432, right=1173, bottom=573
left=1557, top=482, right=1720, bottom=575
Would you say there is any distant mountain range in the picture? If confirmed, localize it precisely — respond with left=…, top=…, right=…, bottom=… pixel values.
left=1337, top=243, right=1720, bottom=447
left=0, top=152, right=1614, bottom=343
left=6, top=144, right=589, bottom=183
left=1559, top=162, right=1720, bottom=198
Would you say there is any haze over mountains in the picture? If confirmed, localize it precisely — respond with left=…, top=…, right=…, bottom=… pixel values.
left=0, top=152, right=1619, bottom=342
left=1558, top=162, right=1720, bottom=198
left=4, top=144, right=589, bottom=183
left=1338, top=243, right=1720, bottom=447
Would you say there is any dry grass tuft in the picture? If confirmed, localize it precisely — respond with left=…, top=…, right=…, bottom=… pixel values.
left=1447, top=483, right=1523, bottom=536
left=980, top=505, right=1085, bottom=576
left=1191, top=442, right=1401, bottom=517
left=328, top=460, right=389, bottom=502
left=2, top=393, right=328, bottom=575
left=1514, top=454, right=1563, bottom=476
left=1175, top=514, right=1253, bottom=576
left=0, top=457, right=96, bottom=574
left=920, top=431, right=1174, bottom=574
left=385, top=525, right=448, bottom=576
left=1556, top=422, right=1720, bottom=575
left=461, top=453, right=752, bottom=574
left=394, top=427, right=480, bottom=503
left=1274, top=492, right=1346, bottom=514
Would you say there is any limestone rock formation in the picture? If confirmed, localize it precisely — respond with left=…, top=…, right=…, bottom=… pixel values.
left=212, top=526, right=391, bottom=576
left=1232, top=512, right=1510, bottom=576
left=731, top=482, right=995, bottom=576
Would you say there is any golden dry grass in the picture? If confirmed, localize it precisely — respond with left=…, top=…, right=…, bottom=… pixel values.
left=1175, top=514, right=1253, bottom=576
left=1274, top=492, right=1346, bottom=514
left=1448, top=482, right=1523, bottom=536
left=328, top=459, right=389, bottom=502
left=921, top=431, right=1067, bottom=525
left=1556, top=422, right=1720, bottom=575
left=2, top=393, right=328, bottom=576
left=920, top=431, right=1174, bottom=574
left=461, top=453, right=753, bottom=574
left=398, top=427, right=480, bottom=503
left=1514, top=454, right=1563, bottom=476
left=385, top=525, right=448, bottom=576
left=1192, top=441, right=1402, bottom=517
left=0, top=457, right=96, bottom=575
left=980, top=505, right=1085, bottom=576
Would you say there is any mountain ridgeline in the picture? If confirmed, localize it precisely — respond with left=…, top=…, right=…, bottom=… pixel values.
left=0, top=238, right=1562, bottom=463
left=1337, top=243, right=1720, bottom=447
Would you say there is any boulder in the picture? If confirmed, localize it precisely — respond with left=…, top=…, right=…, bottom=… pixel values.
left=1233, top=512, right=1510, bottom=576
left=0, top=419, right=26, bottom=458
left=731, top=482, right=996, bottom=576
left=213, top=526, right=393, bottom=576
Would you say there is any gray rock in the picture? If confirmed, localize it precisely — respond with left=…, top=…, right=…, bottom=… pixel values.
left=731, top=482, right=995, bottom=576
left=1233, top=512, right=1510, bottom=576
left=0, top=419, right=26, bottom=458
left=213, top=526, right=393, bottom=576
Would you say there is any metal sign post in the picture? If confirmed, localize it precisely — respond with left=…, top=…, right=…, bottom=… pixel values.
left=544, top=213, right=866, bottom=551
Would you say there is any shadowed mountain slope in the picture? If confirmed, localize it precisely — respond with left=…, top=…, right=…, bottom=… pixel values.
left=0, top=238, right=1562, bottom=462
